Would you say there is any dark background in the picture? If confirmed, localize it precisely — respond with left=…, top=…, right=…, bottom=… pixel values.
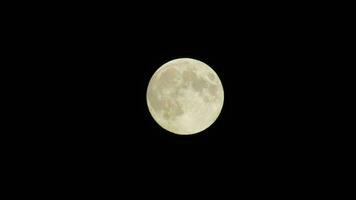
left=9, top=2, right=332, bottom=196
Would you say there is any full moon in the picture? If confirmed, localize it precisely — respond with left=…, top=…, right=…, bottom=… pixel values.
left=146, top=58, right=224, bottom=135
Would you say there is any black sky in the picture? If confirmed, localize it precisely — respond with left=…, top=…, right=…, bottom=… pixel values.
left=13, top=3, right=330, bottom=194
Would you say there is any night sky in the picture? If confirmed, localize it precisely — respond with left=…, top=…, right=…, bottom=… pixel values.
left=13, top=2, right=328, bottom=195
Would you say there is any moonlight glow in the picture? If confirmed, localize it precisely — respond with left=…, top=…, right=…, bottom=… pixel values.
left=146, top=58, right=224, bottom=135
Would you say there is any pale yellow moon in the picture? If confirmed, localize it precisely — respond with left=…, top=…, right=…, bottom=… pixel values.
left=146, top=58, right=224, bottom=135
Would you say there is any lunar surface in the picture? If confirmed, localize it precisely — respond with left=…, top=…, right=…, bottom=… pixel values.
left=146, top=58, right=224, bottom=135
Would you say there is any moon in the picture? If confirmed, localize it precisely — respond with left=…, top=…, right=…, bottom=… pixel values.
left=146, top=58, right=224, bottom=135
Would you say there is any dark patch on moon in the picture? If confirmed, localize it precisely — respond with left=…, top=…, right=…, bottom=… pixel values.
left=182, top=69, right=198, bottom=83
left=161, top=99, right=184, bottom=121
left=182, top=69, right=209, bottom=93
left=192, top=76, right=208, bottom=92
left=208, top=84, right=219, bottom=97
left=208, top=72, right=215, bottom=81
left=158, top=67, right=178, bottom=89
